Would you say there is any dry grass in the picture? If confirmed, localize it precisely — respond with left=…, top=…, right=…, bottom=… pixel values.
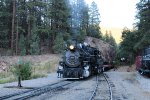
left=0, top=71, right=17, bottom=84
left=0, top=54, right=61, bottom=84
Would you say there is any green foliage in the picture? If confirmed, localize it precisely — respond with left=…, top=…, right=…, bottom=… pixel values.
left=118, top=28, right=139, bottom=65
left=11, top=60, right=32, bottom=80
left=53, top=33, right=65, bottom=54
left=134, top=0, right=150, bottom=51
left=0, top=0, right=12, bottom=48
left=89, top=1, right=100, bottom=25
left=87, top=1, right=102, bottom=39
left=29, top=28, right=40, bottom=55
left=87, top=25, right=102, bottom=39
left=63, top=32, right=71, bottom=41
left=109, top=1, right=150, bottom=62
left=0, top=0, right=104, bottom=55
left=19, top=34, right=26, bottom=55
left=102, top=31, right=117, bottom=47
left=76, top=30, right=87, bottom=42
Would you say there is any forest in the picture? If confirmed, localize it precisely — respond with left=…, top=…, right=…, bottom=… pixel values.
left=0, top=0, right=149, bottom=60
left=0, top=0, right=116, bottom=56
left=118, top=0, right=150, bottom=62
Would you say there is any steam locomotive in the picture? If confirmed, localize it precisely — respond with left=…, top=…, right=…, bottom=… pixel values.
left=57, top=42, right=103, bottom=79
left=138, top=46, right=150, bottom=76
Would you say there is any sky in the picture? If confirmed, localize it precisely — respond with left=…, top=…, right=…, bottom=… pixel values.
left=85, top=0, right=139, bottom=43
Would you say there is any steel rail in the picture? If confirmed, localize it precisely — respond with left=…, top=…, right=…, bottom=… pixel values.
left=14, top=81, right=73, bottom=100
left=0, top=80, right=72, bottom=100
left=103, top=73, right=113, bottom=100
left=89, top=75, right=99, bottom=100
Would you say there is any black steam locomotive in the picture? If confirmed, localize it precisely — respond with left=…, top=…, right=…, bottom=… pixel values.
left=139, top=46, right=150, bottom=76
left=57, top=43, right=103, bottom=79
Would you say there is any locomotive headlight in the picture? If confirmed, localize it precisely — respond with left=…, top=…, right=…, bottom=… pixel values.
left=84, top=66, right=89, bottom=70
left=69, top=45, right=74, bottom=50
left=58, top=66, right=63, bottom=70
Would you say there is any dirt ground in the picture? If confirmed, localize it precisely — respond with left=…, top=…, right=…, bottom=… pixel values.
left=113, top=65, right=137, bottom=72
left=1, top=55, right=150, bottom=100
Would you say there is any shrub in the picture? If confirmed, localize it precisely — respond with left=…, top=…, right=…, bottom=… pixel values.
left=11, top=60, right=32, bottom=80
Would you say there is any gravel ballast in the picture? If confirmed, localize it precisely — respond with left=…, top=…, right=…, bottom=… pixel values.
left=0, top=71, right=150, bottom=100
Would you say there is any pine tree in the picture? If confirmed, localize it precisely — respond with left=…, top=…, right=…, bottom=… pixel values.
left=0, top=0, right=104, bottom=55
left=49, top=0, right=71, bottom=52
left=89, top=1, right=100, bottom=25
left=29, top=25, right=40, bottom=55
left=87, top=1, right=102, bottom=38
left=69, top=0, right=88, bottom=40
left=103, top=30, right=109, bottom=42
left=135, top=0, right=150, bottom=50
left=108, top=32, right=117, bottom=47
left=0, top=0, right=12, bottom=48
left=53, top=33, right=65, bottom=53
left=103, top=30, right=117, bottom=47
left=19, top=34, right=26, bottom=56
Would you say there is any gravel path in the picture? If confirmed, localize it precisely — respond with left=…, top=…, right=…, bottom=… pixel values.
left=34, top=77, right=96, bottom=100
left=106, top=72, right=150, bottom=100
left=1, top=71, right=150, bottom=100
left=0, top=73, right=64, bottom=97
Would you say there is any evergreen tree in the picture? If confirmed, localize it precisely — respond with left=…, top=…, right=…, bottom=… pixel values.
left=0, top=0, right=104, bottom=55
left=70, top=0, right=88, bottom=40
left=135, top=0, right=150, bottom=51
left=89, top=1, right=100, bottom=25
left=29, top=25, right=40, bottom=55
left=103, top=30, right=117, bottom=47
left=103, top=30, right=109, bottom=43
left=49, top=0, right=70, bottom=52
left=0, top=0, right=12, bottom=48
left=108, top=32, right=117, bottom=47
left=19, top=34, right=26, bottom=56
left=119, top=28, right=139, bottom=62
left=53, top=33, right=65, bottom=53
left=87, top=1, right=102, bottom=38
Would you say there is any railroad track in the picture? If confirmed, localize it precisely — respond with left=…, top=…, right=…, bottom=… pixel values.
left=89, top=73, right=113, bottom=100
left=0, top=80, right=74, bottom=100
left=103, top=73, right=113, bottom=100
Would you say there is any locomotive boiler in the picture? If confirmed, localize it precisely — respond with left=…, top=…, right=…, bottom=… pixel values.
left=57, top=43, right=103, bottom=79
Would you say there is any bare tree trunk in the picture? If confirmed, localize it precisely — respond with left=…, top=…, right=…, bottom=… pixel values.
left=15, top=0, right=19, bottom=55
left=27, top=16, right=31, bottom=54
left=18, top=65, right=22, bottom=87
left=11, top=0, right=16, bottom=55
left=16, top=18, right=18, bottom=55
left=18, top=76, right=22, bottom=87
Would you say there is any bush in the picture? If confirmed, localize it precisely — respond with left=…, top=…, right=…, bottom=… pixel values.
left=11, top=60, right=32, bottom=80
